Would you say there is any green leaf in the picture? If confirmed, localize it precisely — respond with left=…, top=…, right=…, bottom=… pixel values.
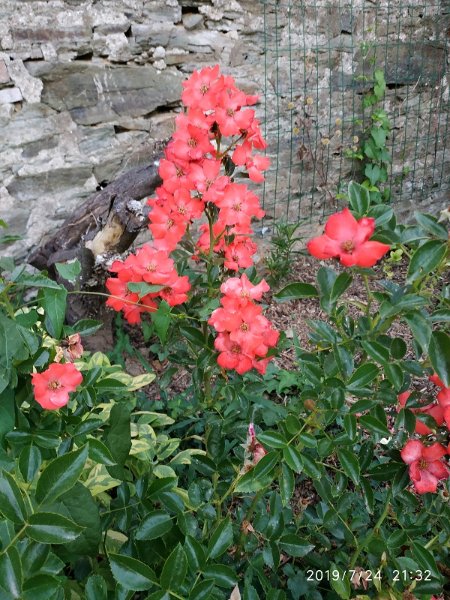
left=202, top=565, right=237, bottom=588
left=151, top=300, right=171, bottom=344
left=127, top=282, right=165, bottom=298
left=26, top=512, right=84, bottom=544
left=88, top=438, right=117, bottom=466
left=0, top=546, right=22, bottom=598
left=280, top=463, right=294, bottom=506
left=160, top=544, right=187, bottom=592
left=108, top=554, right=157, bottom=591
left=207, top=517, right=233, bottom=560
left=361, top=341, right=389, bottom=365
left=22, top=574, right=62, bottom=600
left=257, top=431, right=287, bottom=449
left=407, top=240, right=447, bottom=283
left=69, top=319, right=103, bottom=336
left=0, top=389, right=15, bottom=447
left=317, top=267, right=337, bottom=301
left=179, top=325, right=208, bottom=347
left=274, top=282, right=318, bottom=302
left=411, top=542, right=440, bottom=577
left=41, top=287, right=67, bottom=338
left=135, top=511, right=173, bottom=541
left=384, top=363, right=404, bottom=390
left=48, top=482, right=101, bottom=555
left=234, top=451, right=278, bottom=493
left=331, top=272, right=352, bottom=302
left=337, top=448, right=360, bottom=484
left=184, top=536, right=206, bottom=572
left=343, top=414, right=357, bottom=440
left=330, top=563, right=351, bottom=599
left=282, top=446, right=303, bottom=473
left=19, top=445, right=42, bottom=483
left=85, top=574, right=108, bottom=600
left=347, top=363, right=379, bottom=389
left=414, top=212, right=449, bottom=240
left=279, top=534, right=314, bottom=557
left=35, top=445, right=88, bottom=505
left=300, top=454, right=322, bottom=479
left=348, top=180, right=370, bottom=214
left=0, top=469, right=28, bottom=523
left=105, top=404, right=131, bottom=466
left=55, top=260, right=81, bottom=283
left=359, top=414, right=390, bottom=437
left=360, top=477, right=374, bottom=514
left=429, top=331, right=450, bottom=386
left=365, top=163, right=381, bottom=186
left=189, top=580, right=215, bottom=600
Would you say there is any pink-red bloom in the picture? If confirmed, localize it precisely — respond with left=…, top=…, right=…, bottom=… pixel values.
left=397, top=391, right=445, bottom=435
left=209, top=274, right=278, bottom=375
left=32, top=362, right=83, bottom=410
left=401, top=440, right=450, bottom=494
left=307, top=208, right=390, bottom=267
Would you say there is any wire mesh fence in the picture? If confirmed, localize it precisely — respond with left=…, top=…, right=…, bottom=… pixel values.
left=260, top=0, right=449, bottom=226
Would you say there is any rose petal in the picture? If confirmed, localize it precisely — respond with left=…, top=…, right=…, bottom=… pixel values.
left=351, top=241, right=391, bottom=267
left=422, top=442, right=447, bottom=461
left=324, top=208, right=358, bottom=242
left=401, top=440, right=424, bottom=464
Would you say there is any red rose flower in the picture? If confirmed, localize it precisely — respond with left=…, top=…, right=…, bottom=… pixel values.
left=32, top=362, right=83, bottom=410
left=401, top=440, right=449, bottom=494
left=307, top=208, right=390, bottom=267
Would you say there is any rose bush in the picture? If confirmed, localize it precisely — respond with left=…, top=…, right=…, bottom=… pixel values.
left=0, top=66, right=449, bottom=599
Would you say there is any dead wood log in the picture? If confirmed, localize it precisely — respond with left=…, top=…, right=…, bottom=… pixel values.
left=28, top=154, right=163, bottom=281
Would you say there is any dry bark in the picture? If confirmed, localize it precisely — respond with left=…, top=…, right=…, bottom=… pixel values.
left=28, top=156, right=163, bottom=282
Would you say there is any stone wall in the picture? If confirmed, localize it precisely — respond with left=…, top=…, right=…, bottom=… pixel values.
left=0, top=0, right=448, bottom=258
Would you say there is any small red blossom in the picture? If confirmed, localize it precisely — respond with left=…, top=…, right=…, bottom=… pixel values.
left=397, top=391, right=445, bottom=435
left=401, top=440, right=450, bottom=494
left=181, top=64, right=222, bottom=111
left=32, top=362, right=83, bottom=410
left=307, top=208, right=390, bottom=267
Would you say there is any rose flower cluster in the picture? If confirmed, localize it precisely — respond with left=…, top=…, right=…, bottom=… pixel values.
left=209, top=274, right=279, bottom=374
left=399, top=374, right=450, bottom=494
left=105, top=65, right=277, bottom=374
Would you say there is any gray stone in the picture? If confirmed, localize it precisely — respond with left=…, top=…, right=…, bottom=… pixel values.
left=21, top=136, right=58, bottom=159
left=7, top=59, right=43, bottom=103
left=0, top=87, right=22, bottom=103
left=6, top=166, right=93, bottom=202
left=40, top=62, right=182, bottom=124
left=0, top=60, right=10, bottom=84
left=182, top=13, right=204, bottom=30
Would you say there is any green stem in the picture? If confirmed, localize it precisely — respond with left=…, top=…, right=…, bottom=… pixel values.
left=0, top=525, right=27, bottom=556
